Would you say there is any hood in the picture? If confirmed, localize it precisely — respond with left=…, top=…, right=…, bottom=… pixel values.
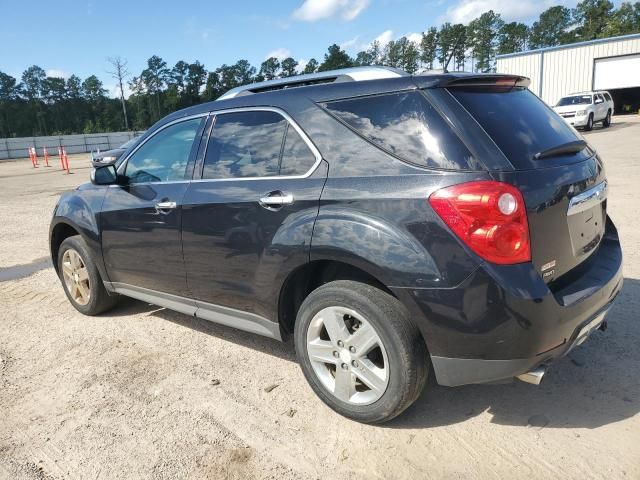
left=92, top=148, right=126, bottom=165
left=553, top=104, right=590, bottom=113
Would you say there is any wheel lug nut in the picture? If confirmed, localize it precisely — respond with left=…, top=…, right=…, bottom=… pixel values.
left=351, top=360, right=358, bottom=368
left=337, top=340, right=344, bottom=347
left=349, top=346, right=356, bottom=353
left=341, top=363, right=348, bottom=370
left=333, top=351, right=339, bottom=358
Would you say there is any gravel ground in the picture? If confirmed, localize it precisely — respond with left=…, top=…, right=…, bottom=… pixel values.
left=1, top=118, right=639, bottom=480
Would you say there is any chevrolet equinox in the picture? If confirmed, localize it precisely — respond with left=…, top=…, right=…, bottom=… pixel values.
left=50, top=67, right=623, bottom=423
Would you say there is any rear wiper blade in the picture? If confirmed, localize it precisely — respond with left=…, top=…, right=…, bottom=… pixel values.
left=534, top=140, right=587, bottom=160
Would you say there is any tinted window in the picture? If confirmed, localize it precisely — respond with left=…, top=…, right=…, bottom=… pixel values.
left=280, top=125, right=317, bottom=176
left=203, top=111, right=287, bottom=179
left=557, top=95, right=592, bottom=106
left=604, top=92, right=612, bottom=101
left=324, top=91, right=476, bottom=170
left=125, top=117, right=202, bottom=184
left=450, top=88, right=589, bottom=169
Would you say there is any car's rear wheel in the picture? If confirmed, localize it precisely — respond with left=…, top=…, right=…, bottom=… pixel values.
left=58, top=235, right=118, bottom=315
left=294, top=280, right=428, bottom=424
left=603, top=110, right=612, bottom=128
left=584, top=113, right=594, bottom=131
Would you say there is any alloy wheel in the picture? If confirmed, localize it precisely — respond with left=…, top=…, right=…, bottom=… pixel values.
left=61, top=248, right=91, bottom=306
left=306, top=306, right=389, bottom=405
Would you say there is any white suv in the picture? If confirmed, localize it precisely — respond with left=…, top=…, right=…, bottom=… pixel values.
left=553, top=91, right=614, bottom=131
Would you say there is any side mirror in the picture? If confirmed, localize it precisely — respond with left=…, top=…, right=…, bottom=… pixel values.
left=91, top=164, right=118, bottom=185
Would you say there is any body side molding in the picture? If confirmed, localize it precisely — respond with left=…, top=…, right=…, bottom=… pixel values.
left=106, top=282, right=282, bottom=340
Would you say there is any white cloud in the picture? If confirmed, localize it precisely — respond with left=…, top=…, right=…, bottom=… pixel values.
left=405, top=32, right=423, bottom=44
left=265, top=48, right=292, bottom=61
left=348, top=30, right=395, bottom=54
left=373, top=29, right=394, bottom=47
left=342, top=0, right=370, bottom=20
left=440, top=0, right=573, bottom=24
left=46, top=69, right=68, bottom=79
left=292, top=0, right=370, bottom=22
left=297, top=58, right=309, bottom=73
left=107, top=82, right=132, bottom=100
left=344, top=29, right=422, bottom=55
left=340, top=36, right=360, bottom=50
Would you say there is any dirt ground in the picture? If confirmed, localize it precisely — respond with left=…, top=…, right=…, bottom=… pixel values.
left=1, top=117, right=639, bottom=480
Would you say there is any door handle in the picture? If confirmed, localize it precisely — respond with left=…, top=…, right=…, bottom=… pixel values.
left=155, top=201, right=177, bottom=213
left=259, top=192, right=294, bottom=208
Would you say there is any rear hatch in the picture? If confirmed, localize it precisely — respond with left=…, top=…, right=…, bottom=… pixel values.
left=445, top=80, right=607, bottom=282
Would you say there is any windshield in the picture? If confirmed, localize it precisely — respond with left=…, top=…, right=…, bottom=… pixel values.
left=557, top=95, right=592, bottom=106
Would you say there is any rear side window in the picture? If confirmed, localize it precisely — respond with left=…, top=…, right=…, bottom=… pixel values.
left=280, top=125, right=317, bottom=176
left=604, top=92, right=612, bottom=101
left=203, top=111, right=287, bottom=179
left=450, top=88, right=590, bottom=169
left=324, top=91, right=476, bottom=170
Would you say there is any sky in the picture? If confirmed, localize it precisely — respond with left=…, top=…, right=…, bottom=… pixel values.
left=0, top=0, right=624, bottom=98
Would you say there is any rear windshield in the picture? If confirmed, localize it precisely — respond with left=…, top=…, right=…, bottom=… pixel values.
left=324, top=91, right=478, bottom=170
left=557, top=95, right=592, bottom=106
left=450, top=88, right=591, bottom=169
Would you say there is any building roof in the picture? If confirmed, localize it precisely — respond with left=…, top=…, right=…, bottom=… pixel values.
left=496, top=32, right=640, bottom=60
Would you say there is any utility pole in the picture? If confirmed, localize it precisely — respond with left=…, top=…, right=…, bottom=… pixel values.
left=107, top=57, right=130, bottom=130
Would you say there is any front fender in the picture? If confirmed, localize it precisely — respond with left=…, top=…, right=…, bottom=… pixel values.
left=49, top=184, right=108, bottom=281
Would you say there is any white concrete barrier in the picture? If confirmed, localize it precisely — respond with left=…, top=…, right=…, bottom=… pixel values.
left=0, top=131, right=145, bottom=160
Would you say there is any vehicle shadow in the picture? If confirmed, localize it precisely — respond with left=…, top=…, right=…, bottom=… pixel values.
left=582, top=119, right=632, bottom=134
left=0, top=256, right=51, bottom=282
left=106, top=277, right=639, bottom=430
left=110, top=296, right=296, bottom=362
left=390, top=276, right=640, bottom=430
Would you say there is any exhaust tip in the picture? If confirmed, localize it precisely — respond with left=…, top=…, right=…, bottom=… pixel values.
left=516, top=366, right=546, bottom=385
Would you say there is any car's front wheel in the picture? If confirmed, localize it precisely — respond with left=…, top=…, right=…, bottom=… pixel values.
left=58, top=235, right=118, bottom=315
left=585, top=113, right=594, bottom=131
left=294, top=280, right=428, bottom=424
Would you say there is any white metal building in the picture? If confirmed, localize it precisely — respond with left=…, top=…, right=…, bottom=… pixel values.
left=496, top=33, right=640, bottom=112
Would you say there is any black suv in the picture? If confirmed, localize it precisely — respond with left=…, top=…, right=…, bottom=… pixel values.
left=50, top=67, right=623, bottom=423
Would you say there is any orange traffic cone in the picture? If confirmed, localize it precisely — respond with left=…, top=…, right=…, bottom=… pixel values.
left=62, top=148, right=70, bottom=174
left=43, top=147, right=50, bottom=167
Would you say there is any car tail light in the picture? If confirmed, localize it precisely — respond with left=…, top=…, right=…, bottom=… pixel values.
left=429, top=181, right=531, bottom=265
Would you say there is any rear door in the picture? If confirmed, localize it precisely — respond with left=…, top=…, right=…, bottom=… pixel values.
left=101, top=115, right=206, bottom=296
left=446, top=86, right=607, bottom=282
left=181, top=108, right=326, bottom=320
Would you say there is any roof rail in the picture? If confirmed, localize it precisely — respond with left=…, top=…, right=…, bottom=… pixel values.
left=216, top=66, right=407, bottom=101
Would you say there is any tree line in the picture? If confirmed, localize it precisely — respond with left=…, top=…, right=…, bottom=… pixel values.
left=1, top=0, right=638, bottom=138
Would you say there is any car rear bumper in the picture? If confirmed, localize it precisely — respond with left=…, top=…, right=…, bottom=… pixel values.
left=393, top=218, right=623, bottom=386
left=429, top=301, right=613, bottom=386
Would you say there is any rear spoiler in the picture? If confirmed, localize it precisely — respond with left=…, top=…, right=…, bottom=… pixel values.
left=413, top=74, right=530, bottom=90
left=445, top=75, right=530, bottom=89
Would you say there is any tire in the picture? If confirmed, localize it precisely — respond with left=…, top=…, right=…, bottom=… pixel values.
left=584, top=113, right=594, bottom=131
left=57, top=235, right=118, bottom=315
left=294, top=280, right=428, bottom=424
left=603, top=110, right=612, bottom=128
